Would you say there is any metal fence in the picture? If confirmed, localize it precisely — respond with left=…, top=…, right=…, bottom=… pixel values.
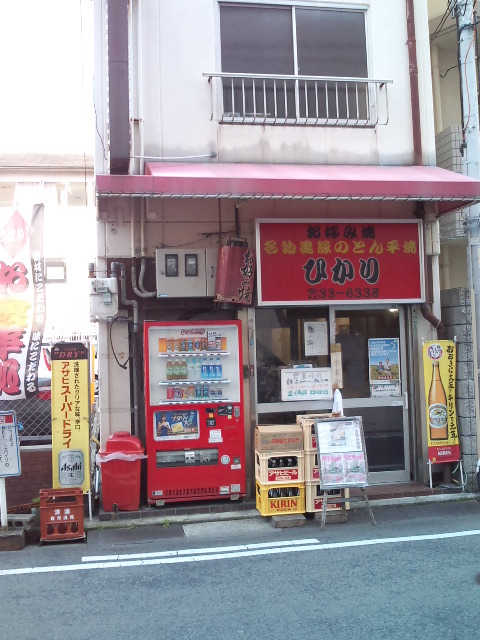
left=204, top=72, right=391, bottom=127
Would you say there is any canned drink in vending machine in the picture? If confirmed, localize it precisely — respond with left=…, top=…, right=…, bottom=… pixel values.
left=166, top=386, right=174, bottom=400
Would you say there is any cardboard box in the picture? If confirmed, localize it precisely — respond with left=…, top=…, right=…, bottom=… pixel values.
left=254, top=424, right=303, bottom=452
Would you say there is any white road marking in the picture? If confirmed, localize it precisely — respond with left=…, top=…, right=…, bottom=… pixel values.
left=82, top=538, right=321, bottom=563
left=1, top=529, right=480, bottom=577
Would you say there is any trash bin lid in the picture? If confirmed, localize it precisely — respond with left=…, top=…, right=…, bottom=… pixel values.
left=104, top=431, right=144, bottom=453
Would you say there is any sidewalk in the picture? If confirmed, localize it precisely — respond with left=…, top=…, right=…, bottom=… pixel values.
left=88, top=482, right=476, bottom=530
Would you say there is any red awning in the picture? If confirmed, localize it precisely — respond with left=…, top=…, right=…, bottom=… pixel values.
left=96, top=163, right=480, bottom=215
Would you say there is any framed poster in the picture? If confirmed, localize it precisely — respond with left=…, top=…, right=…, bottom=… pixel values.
left=315, top=416, right=369, bottom=488
left=281, top=367, right=332, bottom=401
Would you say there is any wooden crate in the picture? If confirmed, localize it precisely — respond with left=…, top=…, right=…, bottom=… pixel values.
left=255, top=450, right=304, bottom=485
left=255, top=481, right=305, bottom=516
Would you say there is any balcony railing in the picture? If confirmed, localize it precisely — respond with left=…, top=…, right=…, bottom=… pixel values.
left=204, top=72, right=391, bottom=127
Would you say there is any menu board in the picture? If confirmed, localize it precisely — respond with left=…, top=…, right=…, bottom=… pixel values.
left=315, top=416, right=368, bottom=488
left=0, top=411, right=21, bottom=477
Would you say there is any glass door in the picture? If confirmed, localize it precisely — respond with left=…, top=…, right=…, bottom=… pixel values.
left=252, top=305, right=410, bottom=484
left=331, top=306, right=409, bottom=483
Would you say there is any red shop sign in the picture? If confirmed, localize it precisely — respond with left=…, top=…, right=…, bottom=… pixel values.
left=256, top=220, right=425, bottom=305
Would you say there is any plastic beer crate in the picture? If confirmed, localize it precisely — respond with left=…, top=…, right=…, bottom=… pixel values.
left=305, top=481, right=346, bottom=513
left=255, top=481, right=305, bottom=516
left=39, top=488, right=85, bottom=543
left=305, top=451, right=320, bottom=481
left=255, top=450, right=304, bottom=485
left=297, top=413, right=335, bottom=451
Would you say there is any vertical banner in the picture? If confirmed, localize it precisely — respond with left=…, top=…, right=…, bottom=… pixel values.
left=0, top=205, right=46, bottom=399
left=51, top=342, right=90, bottom=492
left=423, top=340, right=460, bottom=463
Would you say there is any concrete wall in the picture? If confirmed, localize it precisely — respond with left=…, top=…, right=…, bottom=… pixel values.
left=441, top=287, right=477, bottom=491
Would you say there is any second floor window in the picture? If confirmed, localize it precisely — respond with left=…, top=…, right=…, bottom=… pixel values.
left=219, top=3, right=369, bottom=124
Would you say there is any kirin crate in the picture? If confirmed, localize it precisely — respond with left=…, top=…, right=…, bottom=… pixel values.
left=39, top=488, right=85, bottom=543
left=305, top=481, right=347, bottom=513
left=297, top=413, right=335, bottom=451
left=255, top=450, right=305, bottom=485
left=255, top=481, right=305, bottom=516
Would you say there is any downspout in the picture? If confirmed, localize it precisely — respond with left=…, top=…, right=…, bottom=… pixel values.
left=407, top=0, right=443, bottom=333
left=107, top=0, right=130, bottom=175
left=111, top=261, right=139, bottom=438
left=406, top=0, right=422, bottom=167
left=407, top=0, right=450, bottom=484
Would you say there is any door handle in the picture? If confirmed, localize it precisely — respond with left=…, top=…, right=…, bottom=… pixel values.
left=404, top=392, right=408, bottom=410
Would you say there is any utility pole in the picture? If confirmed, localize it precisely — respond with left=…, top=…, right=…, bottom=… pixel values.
left=457, top=0, right=480, bottom=370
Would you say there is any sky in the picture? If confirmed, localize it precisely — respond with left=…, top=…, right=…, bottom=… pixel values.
left=0, top=0, right=94, bottom=155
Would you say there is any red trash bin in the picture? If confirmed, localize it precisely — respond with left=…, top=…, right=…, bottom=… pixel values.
left=98, top=431, right=145, bottom=511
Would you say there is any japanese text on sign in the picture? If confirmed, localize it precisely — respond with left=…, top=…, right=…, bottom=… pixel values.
left=257, top=220, right=424, bottom=304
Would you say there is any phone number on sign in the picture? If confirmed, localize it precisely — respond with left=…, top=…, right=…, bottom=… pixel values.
left=307, top=287, right=380, bottom=300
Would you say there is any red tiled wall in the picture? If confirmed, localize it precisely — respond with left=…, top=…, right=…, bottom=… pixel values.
left=5, top=448, right=52, bottom=508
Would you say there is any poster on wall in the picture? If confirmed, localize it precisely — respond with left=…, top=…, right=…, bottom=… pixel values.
left=315, top=416, right=369, bottom=488
left=256, top=220, right=424, bottom=305
left=423, top=340, right=460, bottom=464
left=304, top=320, right=328, bottom=356
left=51, top=342, right=90, bottom=492
left=0, top=205, right=46, bottom=399
left=368, top=338, right=401, bottom=397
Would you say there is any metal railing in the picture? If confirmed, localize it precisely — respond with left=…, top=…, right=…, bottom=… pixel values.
left=204, top=72, right=391, bottom=127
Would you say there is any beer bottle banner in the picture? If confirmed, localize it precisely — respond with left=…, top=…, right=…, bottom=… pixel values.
left=423, top=340, right=460, bottom=464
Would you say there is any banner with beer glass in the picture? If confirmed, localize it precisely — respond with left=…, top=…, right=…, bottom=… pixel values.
left=423, top=340, right=460, bottom=463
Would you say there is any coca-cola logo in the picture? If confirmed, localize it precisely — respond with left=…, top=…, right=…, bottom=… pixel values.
left=180, top=329, right=206, bottom=336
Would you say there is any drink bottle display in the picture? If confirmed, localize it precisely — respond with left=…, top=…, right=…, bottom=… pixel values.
left=173, top=360, right=181, bottom=380
left=428, top=361, right=448, bottom=440
left=166, top=360, right=173, bottom=381
left=187, top=358, right=195, bottom=380
left=180, top=360, right=188, bottom=380
left=215, top=357, right=222, bottom=379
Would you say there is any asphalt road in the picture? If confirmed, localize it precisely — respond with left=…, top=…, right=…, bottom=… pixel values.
left=1, top=499, right=480, bottom=640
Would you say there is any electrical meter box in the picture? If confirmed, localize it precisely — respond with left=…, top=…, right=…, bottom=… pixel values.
left=155, top=248, right=218, bottom=297
left=89, top=277, right=119, bottom=320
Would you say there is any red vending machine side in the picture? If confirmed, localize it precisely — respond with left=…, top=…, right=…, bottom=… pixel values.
left=144, top=320, right=246, bottom=505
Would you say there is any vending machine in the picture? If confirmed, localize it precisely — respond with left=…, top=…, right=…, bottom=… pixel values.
left=143, top=320, right=246, bottom=505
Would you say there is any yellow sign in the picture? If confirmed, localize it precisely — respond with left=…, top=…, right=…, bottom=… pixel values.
left=423, top=340, right=460, bottom=463
left=51, top=342, right=90, bottom=492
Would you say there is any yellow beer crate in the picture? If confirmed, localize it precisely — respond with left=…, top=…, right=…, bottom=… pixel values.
left=255, top=481, right=305, bottom=517
left=305, top=481, right=348, bottom=513
left=255, top=450, right=305, bottom=485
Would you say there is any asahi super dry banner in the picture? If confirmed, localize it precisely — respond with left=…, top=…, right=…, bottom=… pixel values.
left=423, top=340, right=460, bottom=463
left=0, top=205, right=46, bottom=398
left=51, top=342, right=90, bottom=492
left=256, top=220, right=424, bottom=305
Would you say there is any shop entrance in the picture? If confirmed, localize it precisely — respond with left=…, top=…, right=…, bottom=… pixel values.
left=252, top=305, right=410, bottom=484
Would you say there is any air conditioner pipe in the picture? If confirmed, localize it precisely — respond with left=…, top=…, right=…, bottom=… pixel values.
left=131, top=261, right=156, bottom=298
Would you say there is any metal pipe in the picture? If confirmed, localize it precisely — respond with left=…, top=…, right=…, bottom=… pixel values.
left=406, top=0, right=422, bottom=166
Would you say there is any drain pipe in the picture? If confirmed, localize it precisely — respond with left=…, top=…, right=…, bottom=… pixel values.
left=111, top=261, right=139, bottom=333
left=407, top=0, right=451, bottom=484
left=111, top=261, right=139, bottom=438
